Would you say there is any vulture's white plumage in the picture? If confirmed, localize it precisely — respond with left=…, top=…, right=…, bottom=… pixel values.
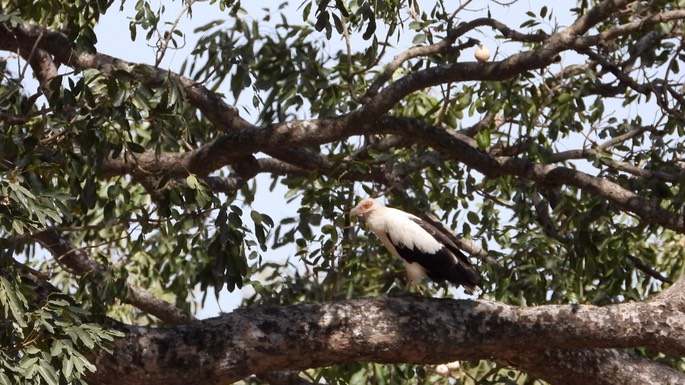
left=350, top=198, right=482, bottom=292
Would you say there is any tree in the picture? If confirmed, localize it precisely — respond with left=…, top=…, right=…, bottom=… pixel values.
left=1, top=0, right=685, bottom=384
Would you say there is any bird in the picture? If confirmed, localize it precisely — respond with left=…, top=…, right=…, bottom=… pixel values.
left=350, top=197, right=483, bottom=292
left=474, top=43, right=490, bottom=62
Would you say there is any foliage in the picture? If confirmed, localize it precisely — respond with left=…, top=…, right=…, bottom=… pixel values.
left=1, top=0, right=685, bottom=384
left=0, top=264, right=121, bottom=385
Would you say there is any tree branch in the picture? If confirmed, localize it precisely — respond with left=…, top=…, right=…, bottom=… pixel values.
left=376, top=116, right=685, bottom=233
left=97, top=111, right=685, bottom=234
left=2, top=22, right=253, bottom=132
left=86, top=294, right=685, bottom=385
left=575, top=9, right=685, bottom=48
left=350, top=0, right=636, bottom=124
left=31, top=230, right=194, bottom=325
left=550, top=147, right=683, bottom=183
left=363, top=14, right=550, bottom=101
left=507, top=348, right=685, bottom=385
left=0, top=21, right=330, bottom=178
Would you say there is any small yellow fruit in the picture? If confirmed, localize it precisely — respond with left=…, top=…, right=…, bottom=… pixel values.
left=475, top=44, right=491, bottom=62
left=435, top=364, right=450, bottom=376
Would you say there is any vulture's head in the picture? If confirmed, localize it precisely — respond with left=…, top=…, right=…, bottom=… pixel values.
left=350, top=198, right=385, bottom=219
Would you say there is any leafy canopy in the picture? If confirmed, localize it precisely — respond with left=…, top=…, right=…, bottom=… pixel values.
left=1, top=0, right=685, bottom=384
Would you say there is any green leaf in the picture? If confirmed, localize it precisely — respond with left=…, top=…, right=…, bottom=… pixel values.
left=11, top=220, right=24, bottom=235
left=0, top=372, right=12, bottom=385
left=315, top=9, right=328, bottom=32
left=49, top=340, right=64, bottom=357
left=126, top=141, right=146, bottom=153
left=260, top=213, right=274, bottom=227
left=20, top=357, right=39, bottom=378
left=75, top=329, right=95, bottom=349
left=335, top=0, right=349, bottom=17
left=467, top=211, right=480, bottom=224
left=63, top=355, right=74, bottom=378
left=557, top=92, right=573, bottom=103
left=362, top=16, right=376, bottom=40
left=7, top=182, right=36, bottom=200
left=412, top=33, right=426, bottom=45
left=74, top=352, right=96, bottom=373
left=37, top=360, right=59, bottom=385
left=349, top=369, right=367, bottom=385
left=250, top=210, right=262, bottom=225
left=0, top=276, right=27, bottom=327
left=302, top=1, right=312, bottom=20
left=186, top=174, right=200, bottom=189
left=331, top=13, right=343, bottom=34
left=476, top=129, right=491, bottom=149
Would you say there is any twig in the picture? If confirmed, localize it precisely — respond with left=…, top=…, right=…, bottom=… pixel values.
left=629, top=255, right=673, bottom=284
left=154, top=0, right=194, bottom=67
left=32, top=230, right=195, bottom=325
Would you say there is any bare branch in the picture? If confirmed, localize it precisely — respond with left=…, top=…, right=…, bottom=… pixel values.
left=0, top=111, right=33, bottom=124
left=257, top=158, right=309, bottom=177
left=25, top=46, right=57, bottom=98
left=154, top=0, right=193, bottom=67
left=597, top=125, right=652, bottom=150
left=362, top=37, right=479, bottom=102
left=577, top=9, right=685, bottom=48
left=629, top=255, right=674, bottom=284
left=459, top=111, right=502, bottom=137
left=531, top=189, right=572, bottom=243
left=448, top=17, right=549, bottom=43
left=550, top=146, right=683, bottom=183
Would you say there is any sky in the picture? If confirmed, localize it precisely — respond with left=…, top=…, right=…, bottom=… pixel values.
left=91, top=0, right=461, bottom=317
left=89, top=0, right=582, bottom=318
left=93, top=1, right=323, bottom=317
left=18, top=0, right=662, bottom=319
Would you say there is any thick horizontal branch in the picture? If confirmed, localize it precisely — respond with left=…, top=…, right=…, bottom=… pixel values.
left=86, top=294, right=685, bottom=385
left=364, top=15, right=549, bottom=101
left=0, top=21, right=329, bottom=174
left=99, top=111, right=685, bottom=233
left=376, top=116, right=685, bottom=233
left=350, top=0, right=636, bottom=123
left=99, top=117, right=351, bottom=179
left=575, top=9, right=685, bottom=48
left=0, top=23, right=251, bottom=132
left=350, top=53, right=556, bottom=124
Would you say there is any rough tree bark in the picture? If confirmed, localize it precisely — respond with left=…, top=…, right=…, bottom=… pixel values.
left=85, top=280, right=685, bottom=385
